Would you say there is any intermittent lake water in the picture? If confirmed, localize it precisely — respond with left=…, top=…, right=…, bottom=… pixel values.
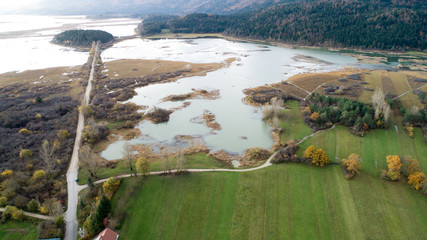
left=100, top=38, right=366, bottom=160
left=0, top=16, right=391, bottom=160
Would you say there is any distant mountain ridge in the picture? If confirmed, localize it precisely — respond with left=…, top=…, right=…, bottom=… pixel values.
left=140, top=0, right=427, bottom=50
left=6, top=0, right=298, bottom=15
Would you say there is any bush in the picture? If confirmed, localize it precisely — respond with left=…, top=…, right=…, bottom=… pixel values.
left=0, top=197, right=7, bottom=207
left=342, top=153, right=361, bottom=180
left=27, top=199, right=39, bottom=212
left=55, top=215, right=65, bottom=227
left=304, top=145, right=329, bottom=167
left=408, top=172, right=426, bottom=191
left=38, top=220, right=63, bottom=239
left=146, top=107, right=171, bottom=124
left=3, top=205, right=25, bottom=221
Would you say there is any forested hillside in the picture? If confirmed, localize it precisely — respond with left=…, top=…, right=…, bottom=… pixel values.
left=53, top=30, right=114, bottom=47
left=140, top=0, right=427, bottom=50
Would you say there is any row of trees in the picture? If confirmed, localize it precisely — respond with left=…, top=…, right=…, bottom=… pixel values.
left=382, top=155, right=426, bottom=194
left=140, top=0, right=426, bottom=50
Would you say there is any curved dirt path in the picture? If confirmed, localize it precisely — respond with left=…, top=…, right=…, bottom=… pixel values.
left=78, top=125, right=338, bottom=191
left=79, top=151, right=278, bottom=190
left=64, top=43, right=99, bottom=240
left=0, top=208, right=55, bottom=221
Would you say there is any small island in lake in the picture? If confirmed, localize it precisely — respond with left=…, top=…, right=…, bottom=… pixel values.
left=52, top=29, right=114, bottom=47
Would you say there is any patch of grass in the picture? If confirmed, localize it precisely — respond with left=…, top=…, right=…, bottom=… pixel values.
left=115, top=164, right=427, bottom=240
left=296, top=124, right=427, bottom=176
left=78, top=153, right=230, bottom=184
left=280, top=100, right=312, bottom=142
left=0, top=221, right=38, bottom=240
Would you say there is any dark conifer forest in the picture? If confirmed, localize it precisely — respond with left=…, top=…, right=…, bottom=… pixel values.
left=140, top=0, right=426, bottom=50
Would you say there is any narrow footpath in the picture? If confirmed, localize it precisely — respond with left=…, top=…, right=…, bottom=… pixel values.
left=64, top=42, right=99, bottom=240
left=0, top=207, right=55, bottom=221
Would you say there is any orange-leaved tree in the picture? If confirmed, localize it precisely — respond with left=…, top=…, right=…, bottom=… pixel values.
left=408, top=172, right=426, bottom=190
left=304, top=145, right=317, bottom=159
left=384, top=155, right=402, bottom=181
left=310, top=112, right=320, bottom=121
left=313, top=148, right=329, bottom=167
left=342, top=153, right=361, bottom=179
left=304, top=145, right=329, bottom=167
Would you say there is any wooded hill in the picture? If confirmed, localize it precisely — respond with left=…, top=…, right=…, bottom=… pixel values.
left=140, top=0, right=427, bottom=50
left=53, top=30, right=114, bottom=47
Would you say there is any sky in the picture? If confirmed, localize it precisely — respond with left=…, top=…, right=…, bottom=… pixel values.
left=0, top=0, right=137, bottom=14
left=0, top=0, right=42, bottom=12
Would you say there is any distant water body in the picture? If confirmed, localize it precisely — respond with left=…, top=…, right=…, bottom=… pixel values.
left=0, top=15, right=140, bottom=74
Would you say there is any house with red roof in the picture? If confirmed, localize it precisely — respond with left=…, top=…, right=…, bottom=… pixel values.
left=94, top=228, right=119, bottom=240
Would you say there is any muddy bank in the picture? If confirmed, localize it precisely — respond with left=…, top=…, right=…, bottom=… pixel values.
left=162, top=89, right=220, bottom=102
left=243, top=68, right=368, bottom=106
left=202, top=110, right=222, bottom=132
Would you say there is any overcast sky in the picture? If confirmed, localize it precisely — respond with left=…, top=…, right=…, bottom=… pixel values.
left=0, top=0, right=158, bottom=14
left=0, top=0, right=42, bottom=12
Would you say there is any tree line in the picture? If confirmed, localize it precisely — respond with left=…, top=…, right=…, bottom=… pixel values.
left=140, top=0, right=426, bottom=50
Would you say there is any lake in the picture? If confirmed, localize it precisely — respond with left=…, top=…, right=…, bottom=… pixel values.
left=100, top=38, right=364, bottom=160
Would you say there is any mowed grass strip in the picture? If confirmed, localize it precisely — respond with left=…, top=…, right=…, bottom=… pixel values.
left=0, top=221, right=38, bottom=240
left=115, top=164, right=427, bottom=240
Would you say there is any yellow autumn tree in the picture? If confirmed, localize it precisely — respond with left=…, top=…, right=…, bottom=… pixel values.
left=304, top=145, right=317, bottom=159
left=342, top=153, right=361, bottom=179
left=385, top=155, right=402, bottom=181
left=305, top=146, right=329, bottom=167
left=408, top=172, right=426, bottom=190
left=1, top=170, right=13, bottom=177
left=310, top=112, right=320, bottom=121
left=387, top=155, right=402, bottom=172
left=312, top=148, right=329, bottom=167
left=102, top=177, right=120, bottom=199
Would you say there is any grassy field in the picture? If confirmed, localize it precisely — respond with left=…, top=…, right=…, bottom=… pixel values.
left=114, top=163, right=427, bottom=240
left=296, top=123, right=427, bottom=177
left=0, top=221, right=38, bottom=240
left=78, top=153, right=230, bottom=184
left=280, top=101, right=312, bottom=142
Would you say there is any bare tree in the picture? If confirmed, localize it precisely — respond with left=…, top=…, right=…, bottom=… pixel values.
left=40, top=140, right=55, bottom=172
left=122, top=142, right=133, bottom=171
left=161, top=149, right=172, bottom=174
left=79, top=145, right=101, bottom=178
left=176, top=151, right=186, bottom=173
left=372, top=88, right=391, bottom=122
left=262, top=97, right=285, bottom=121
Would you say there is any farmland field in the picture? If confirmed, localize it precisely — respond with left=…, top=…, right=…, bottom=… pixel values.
left=0, top=222, right=38, bottom=240
left=114, top=163, right=427, bottom=240
left=296, top=123, right=427, bottom=176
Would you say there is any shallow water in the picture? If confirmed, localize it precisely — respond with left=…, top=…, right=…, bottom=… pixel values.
left=0, top=15, right=140, bottom=74
left=100, top=38, right=362, bottom=160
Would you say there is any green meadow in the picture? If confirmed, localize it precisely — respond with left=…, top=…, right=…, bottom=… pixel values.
left=114, top=165, right=427, bottom=240
left=0, top=221, right=38, bottom=240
